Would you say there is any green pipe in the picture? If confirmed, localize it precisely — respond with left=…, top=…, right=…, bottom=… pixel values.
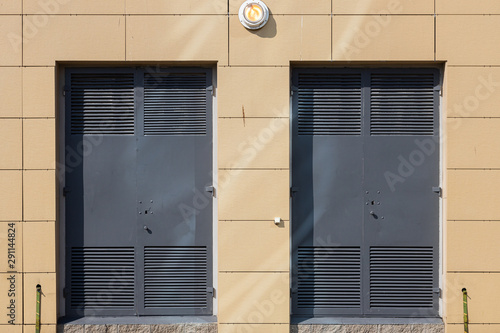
left=36, top=284, right=41, bottom=333
left=462, top=288, right=469, bottom=333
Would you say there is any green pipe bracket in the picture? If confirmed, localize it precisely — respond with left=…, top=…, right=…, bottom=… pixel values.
left=36, top=284, right=41, bottom=333
left=462, top=288, right=469, bottom=333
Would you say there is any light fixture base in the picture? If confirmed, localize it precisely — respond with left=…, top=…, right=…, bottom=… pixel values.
left=238, top=0, right=270, bottom=30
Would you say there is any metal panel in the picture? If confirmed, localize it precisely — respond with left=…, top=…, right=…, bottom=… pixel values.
left=65, top=67, right=213, bottom=317
left=69, top=73, right=135, bottom=135
left=136, top=68, right=213, bottom=315
left=370, top=73, right=436, bottom=136
left=363, top=69, right=440, bottom=317
left=296, top=247, right=361, bottom=311
left=369, top=247, right=434, bottom=309
left=144, top=247, right=208, bottom=309
left=297, top=72, right=362, bottom=135
left=292, top=68, right=440, bottom=318
left=292, top=69, right=364, bottom=316
left=70, top=247, right=135, bottom=313
left=144, top=73, right=207, bottom=135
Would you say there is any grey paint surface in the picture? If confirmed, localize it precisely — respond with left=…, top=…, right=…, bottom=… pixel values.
left=65, top=68, right=213, bottom=317
left=291, top=68, right=440, bottom=317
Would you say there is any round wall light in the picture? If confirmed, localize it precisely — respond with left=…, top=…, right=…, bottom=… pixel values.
left=238, top=0, right=269, bottom=30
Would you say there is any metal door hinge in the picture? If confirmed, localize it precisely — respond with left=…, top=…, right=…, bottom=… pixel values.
left=207, top=287, right=216, bottom=298
left=432, top=186, right=442, bottom=196
left=207, top=86, right=214, bottom=96
left=62, top=86, right=69, bottom=96
left=291, top=86, right=298, bottom=96
left=433, top=287, right=441, bottom=298
left=290, top=187, right=300, bottom=197
left=63, top=187, right=71, bottom=197
left=205, top=185, right=215, bottom=197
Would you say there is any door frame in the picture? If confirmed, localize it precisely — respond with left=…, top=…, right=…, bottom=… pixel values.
left=288, top=65, right=444, bottom=318
left=57, top=65, right=219, bottom=318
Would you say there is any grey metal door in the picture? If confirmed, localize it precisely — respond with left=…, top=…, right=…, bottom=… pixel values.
left=65, top=68, right=213, bottom=317
left=291, top=68, right=440, bottom=317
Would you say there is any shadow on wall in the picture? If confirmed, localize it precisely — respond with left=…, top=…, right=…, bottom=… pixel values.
left=250, top=13, right=277, bottom=38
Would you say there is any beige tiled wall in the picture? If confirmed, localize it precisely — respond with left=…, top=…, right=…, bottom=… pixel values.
left=0, top=0, right=499, bottom=331
left=439, top=0, right=500, bottom=327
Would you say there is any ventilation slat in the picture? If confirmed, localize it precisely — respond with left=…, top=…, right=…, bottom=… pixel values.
left=297, top=247, right=361, bottom=309
left=297, top=73, right=362, bottom=135
left=370, top=73, right=436, bottom=136
left=144, top=73, right=207, bottom=136
left=144, top=247, right=208, bottom=309
left=70, top=247, right=135, bottom=309
left=70, top=73, right=135, bottom=135
left=370, top=247, right=434, bottom=309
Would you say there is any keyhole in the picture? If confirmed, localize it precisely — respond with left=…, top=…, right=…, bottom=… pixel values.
left=145, top=210, right=148, bottom=214
left=371, top=201, right=375, bottom=205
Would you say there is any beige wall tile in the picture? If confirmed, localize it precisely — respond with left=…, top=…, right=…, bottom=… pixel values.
left=218, top=170, right=289, bottom=221
left=333, top=15, right=434, bottom=61
left=447, top=170, right=500, bottom=221
left=23, top=67, right=55, bottom=117
left=0, top=15, right=22, bottom=66
left=0, top=119, right=22, bottom=169
left=446, top=324, right=500, bottom=332
left=334, top=0, right=434, bottom=14
left=0, top=67, right=22, bottom=118
left=0, top=67, right=22, bottom=117
left=218, top=118, right=289, bottom=169
left=219, top=324, right=289, bottom=333
left=229, top=0, right=330, bottom=14
left=0, top=171, right=22, bottom=221
left=23, top=15, right=125, bottom=66
left=0, top=221, right=22, bottom=272
left=0, top=273, right=23, bottom=324
left=445, top=67, right=500, bottom=118
left=126, top=15, right=228, bottom=63
left=230, top=15, right=331, bottom=66
left=23, top=222, right=55, bottom=273
left=24, top=273, right=57, bottom=324
left=23, top=170, right=55, bottom=221
left=219, top=220, right=289, bottom=272
left=23, top=326, right=56, bottom=333
left=24, top=0, right=125, bottom=14
left=127, top=0, right=226, bottom=14
left=0, top=0, right=21, bottom=14
left=437, top=16, right=500, bottom=65
left=447, top=221, right=500, bottom=272
left=0, top=325, right=23, bottom=333
left=23, top=118, right=56, bottom=169
left=218, top=66, right=290, bottom=118
left=437, top=0, right=500, bottom=14
left=218, top=272, right=289, bottom=323
left=445, top=273, right=500, bottom=324
left=447, top=118, right=500, bottom=169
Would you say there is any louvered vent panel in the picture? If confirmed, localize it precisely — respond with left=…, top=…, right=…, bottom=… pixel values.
left=70, top=73, right=135, bottom=135
left=370, top=247, right=434, bottom=308
left=370, top=73, right=436, bottom=135
left=70, top=247, right=135, bottom=309
left=144, top=247, right=208, bottom=308
left=297, top=73, right=362, bottom=135
left=144, top=73, right=207, bottom=135
left=297, top=247, right=361, bottom=308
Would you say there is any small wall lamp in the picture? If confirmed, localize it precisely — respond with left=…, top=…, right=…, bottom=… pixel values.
left=238, top=0, right=270, bottom=30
